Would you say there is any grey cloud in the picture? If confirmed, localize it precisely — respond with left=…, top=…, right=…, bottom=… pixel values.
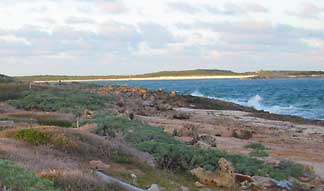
left=0, top=21, right=175, bottom=59
left=177, top=21, right=324, bottom=53
left=138, top=23, right=176, bottom=48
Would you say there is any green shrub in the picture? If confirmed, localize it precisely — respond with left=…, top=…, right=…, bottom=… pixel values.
left=0, top=159, right=60, bottom=191
left=245, top=142, right=270, bottom=158
left=83, top=114, right=304, bottom=180
left=0, top=83, right=29, bottom=101
left=278, top=160, right=305, bottom=178
left=249, top=149, right=269, bottom=157
left=38, top=120, right=72, bottom=128
left=15, top=128, right=51, bottom=145
left=8, top=88, right=114, bottom=114
left=0, top=74, right=16, bottom=83
left=111, top=150, right=132, bottom=164
left=245, top=142, right=269, bottom=150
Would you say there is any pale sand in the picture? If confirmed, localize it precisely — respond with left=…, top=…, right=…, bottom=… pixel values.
left=33, top=75, right=257, bottom=83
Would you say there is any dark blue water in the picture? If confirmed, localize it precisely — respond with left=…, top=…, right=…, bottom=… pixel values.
left=87, top=78, right=324, bottom=120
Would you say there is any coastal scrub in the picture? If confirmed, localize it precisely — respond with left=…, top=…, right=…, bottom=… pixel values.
left=82, top=114, right=305, bottom=180
left=0, top=159, right=60, bottom=191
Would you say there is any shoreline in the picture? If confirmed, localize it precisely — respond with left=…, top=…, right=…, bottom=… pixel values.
left=32, top=75, right=257, bottom=83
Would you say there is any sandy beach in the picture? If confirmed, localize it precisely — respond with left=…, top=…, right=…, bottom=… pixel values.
left=33, top=75, right=258, bottom=83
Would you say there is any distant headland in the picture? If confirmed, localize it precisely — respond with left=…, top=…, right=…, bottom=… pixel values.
left=10, top=69, right=324, bottom=82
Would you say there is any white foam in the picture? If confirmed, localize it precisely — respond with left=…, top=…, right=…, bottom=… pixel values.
left=191, top=90, right=204, bottom=97
left=190, top=91, right=303, bottom=117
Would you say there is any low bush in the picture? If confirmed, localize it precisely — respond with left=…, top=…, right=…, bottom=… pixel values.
left=278, top=160, right=305, bottom=178
left=0, top=159, right=60, bottom=191
left=245, top=142, right=269, bottom=150
left=38, top=120, right=73, bottom=128
left=82, top=114, right=304, bottom=180
left=6, top=128, right=77, bottom=151
left=15, top=128, right=51, bottom=145
left=0, top=74, right=16, bottom=83
left=8, top=88, right=114, bottom=114
left=249, top=149, right=269, bottom=157
left=0, top=83, right=29, bottom=101
left=245, top=142, right=270, bottom=158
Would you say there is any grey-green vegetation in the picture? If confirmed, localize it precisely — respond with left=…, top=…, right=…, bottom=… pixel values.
left=82, top=114, right=305, bottom=180
left=0, top=159, right=60, bottom=191
left=8, top=88, right=114, bottom=114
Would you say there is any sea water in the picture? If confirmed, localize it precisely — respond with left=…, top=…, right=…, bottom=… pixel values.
left=88, top=78, right=324, bottom=120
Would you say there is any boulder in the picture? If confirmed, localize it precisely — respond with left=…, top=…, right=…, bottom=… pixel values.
left=235, top=173, right=255, bottom=184
left=178, top=124, right=195, bottom=137
left=0, top=120, right=15, bottom=129
left=170, top=91, right=177, bottom=97
left=143, top=100, right=154, bottom=107
left=199, top=134, right=217, bottom=147
left=89, top=160, right=111, bottom=171
left=190, top=158, right=235, bottom=188
left=178, top=186, right=190, bottom=191
left=194, top=181, right=204, bottom=188
left=173, top=112, right=190, bottom=120
left=156, top=104, right=173, bottom=111
left=194, top=141, right=211, bottom=150
left=148, top=184, right=163, bottom=191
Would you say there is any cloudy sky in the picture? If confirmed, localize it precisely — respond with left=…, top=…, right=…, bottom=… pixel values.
left=1, top=0, right=324, bottom=75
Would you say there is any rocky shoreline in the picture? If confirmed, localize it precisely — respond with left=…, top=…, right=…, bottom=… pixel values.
left=0, top=82, right=324, bottom=191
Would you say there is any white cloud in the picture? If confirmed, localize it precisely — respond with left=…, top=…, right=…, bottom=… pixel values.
left=0, top=0, right=324, bottom=75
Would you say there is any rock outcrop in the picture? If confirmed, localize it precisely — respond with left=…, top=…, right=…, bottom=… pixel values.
left=190, top=158, right=235, bottom=188
left=89, top=160, right=111, bottom=171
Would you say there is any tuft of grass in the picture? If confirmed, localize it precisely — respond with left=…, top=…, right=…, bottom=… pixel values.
left=38, top=120, right=73, bottom=128
left=39, top=169, right=125, bottom=191
left=0, top=159, right=60, bottom=191
left=5, top=128, right=77, bottom=151
left=249, top=149, right=269, bottom=157
left=245, top=142, right=270, bottom=158
left=15, top=128, right=51, bottom=145
left=245, top=142, right=269, bottom=150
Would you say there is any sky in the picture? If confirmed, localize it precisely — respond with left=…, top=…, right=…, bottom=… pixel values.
left=1, top=0, right=324, bottom=76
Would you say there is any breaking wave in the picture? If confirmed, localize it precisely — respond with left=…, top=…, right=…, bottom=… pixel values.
left=190, top=91, right=301, bottom=117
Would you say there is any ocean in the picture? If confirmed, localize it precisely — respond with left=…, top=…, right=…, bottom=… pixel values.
left=86, top=78, right=324, bottom=120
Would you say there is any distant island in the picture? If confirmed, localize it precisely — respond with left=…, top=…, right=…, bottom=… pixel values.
left=13, top=69, right=324, bottom=82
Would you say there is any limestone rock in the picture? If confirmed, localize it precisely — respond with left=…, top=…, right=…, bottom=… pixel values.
left=194, top=181, right=204, bottom=188
left=190, top=158, right=235, bottom=188
left=199, top=134, right=217, bottom=147
left=157, top=103, right=173, bottom=111
left=173, top=112, right=190, bottom=120
left=148, top=184, right=163, bottom=191
left=178, top=186, right=190, bottom=191
left=235, top=173, right=255, bottom=184
left=89, top=160, right=110, bottom=171
left=194, top=141, right=211, bottom=150
left=170, top=91, right=177, bottom=97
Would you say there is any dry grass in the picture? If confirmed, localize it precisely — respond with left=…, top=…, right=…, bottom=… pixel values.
left=38, top=169, right=126, bottom=191
left=0, top=111, right=75, bottom=128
